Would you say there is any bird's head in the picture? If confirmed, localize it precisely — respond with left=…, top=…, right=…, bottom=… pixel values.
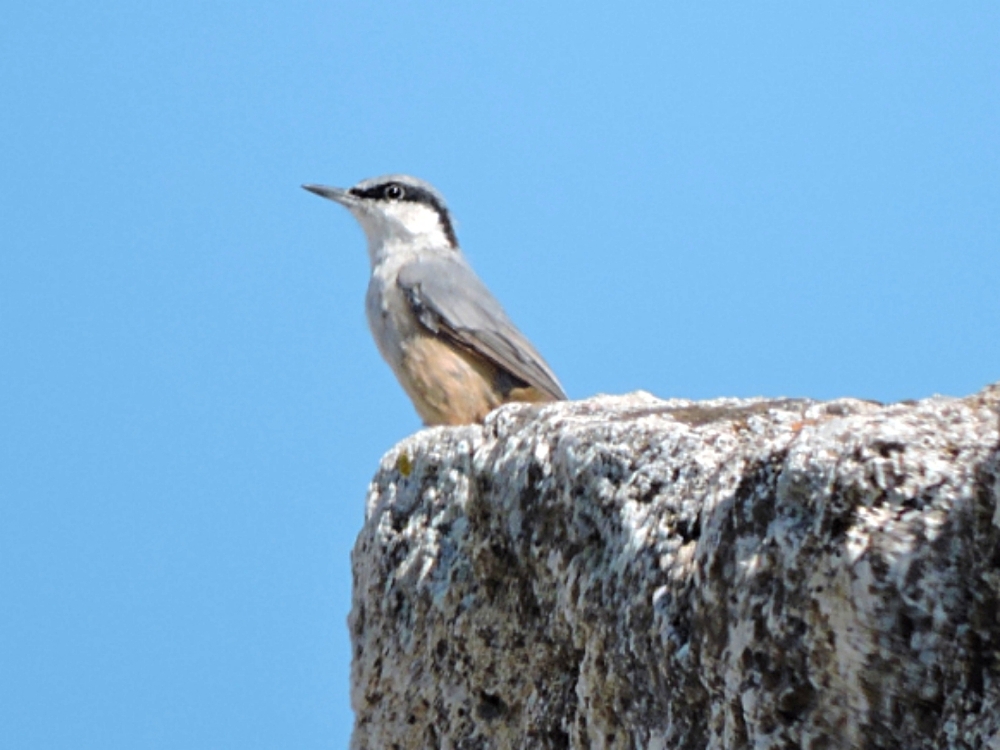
left=304, top=175, right=458, bottom=260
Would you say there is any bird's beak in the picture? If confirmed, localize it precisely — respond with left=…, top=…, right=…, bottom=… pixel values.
left=302, top=184, right=358, bottom=207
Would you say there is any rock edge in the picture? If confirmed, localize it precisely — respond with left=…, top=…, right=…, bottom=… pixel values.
left=350, top=385, right=1000, bottom=749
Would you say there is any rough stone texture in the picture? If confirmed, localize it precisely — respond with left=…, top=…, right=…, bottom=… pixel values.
left=349, top=384, right=1000, bottom=750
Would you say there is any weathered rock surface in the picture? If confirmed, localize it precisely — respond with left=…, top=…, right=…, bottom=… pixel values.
left=349, top=385, right=1000, bottom=749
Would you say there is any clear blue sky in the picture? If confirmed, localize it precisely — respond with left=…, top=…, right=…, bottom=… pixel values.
left=2, top=3, right=997, bottom=748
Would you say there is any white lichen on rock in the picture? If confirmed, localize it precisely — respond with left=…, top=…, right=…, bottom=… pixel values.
left=350, top=385, right=1000, bottom=749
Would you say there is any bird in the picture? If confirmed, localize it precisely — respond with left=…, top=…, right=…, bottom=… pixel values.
left=303, top=174, right=566, bottom=426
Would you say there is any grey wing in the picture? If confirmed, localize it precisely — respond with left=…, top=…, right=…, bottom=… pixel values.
left=397, top=257, right=567, bottom=400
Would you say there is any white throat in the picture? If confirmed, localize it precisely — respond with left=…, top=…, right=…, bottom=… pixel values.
left=350, top=202, right=453, bottom=268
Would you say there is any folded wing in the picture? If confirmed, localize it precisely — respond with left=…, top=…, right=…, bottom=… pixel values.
left=397, top=257, right=566, bottom=401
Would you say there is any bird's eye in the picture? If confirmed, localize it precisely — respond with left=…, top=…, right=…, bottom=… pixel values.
left=384, top=184, right=404, bottom=200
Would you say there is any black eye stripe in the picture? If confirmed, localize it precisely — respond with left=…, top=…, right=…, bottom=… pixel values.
left=348, top=181, right=458, bottom=247
left=350, top=183, right=435, bottom=205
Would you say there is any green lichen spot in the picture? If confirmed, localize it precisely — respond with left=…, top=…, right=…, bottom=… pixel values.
left=396, top=452, right=413, bottom=477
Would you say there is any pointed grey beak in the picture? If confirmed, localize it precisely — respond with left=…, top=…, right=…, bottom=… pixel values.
left=302, top=183, right=356, bottom=206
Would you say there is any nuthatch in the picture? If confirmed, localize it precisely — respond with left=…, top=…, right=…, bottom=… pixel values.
left=303, top=174, right=566, bottom=426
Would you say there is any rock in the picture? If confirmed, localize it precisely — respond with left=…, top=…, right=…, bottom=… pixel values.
left=349, top=385, right=1000, bottom=749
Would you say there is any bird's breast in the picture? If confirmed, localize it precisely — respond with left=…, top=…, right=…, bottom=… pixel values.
left=365, top=268, right=420, bottom=371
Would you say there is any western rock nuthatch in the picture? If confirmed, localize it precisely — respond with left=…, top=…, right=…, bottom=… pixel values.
left=304, top=174, right=566, bottom=426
